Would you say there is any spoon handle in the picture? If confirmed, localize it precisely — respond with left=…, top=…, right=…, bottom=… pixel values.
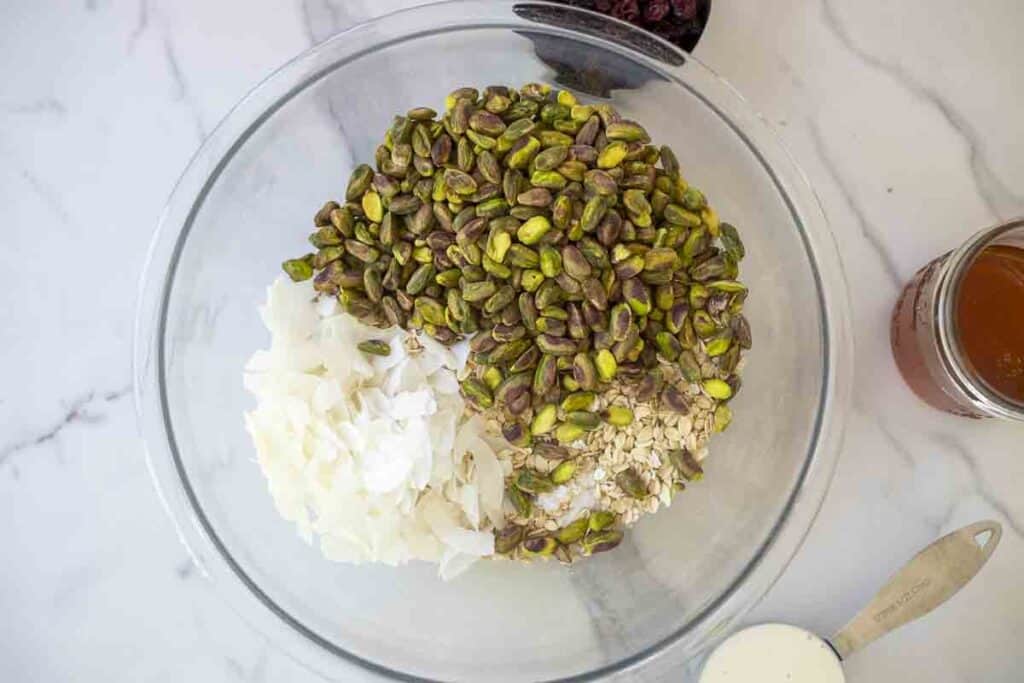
left=829, top=520, right=1001, bottom=660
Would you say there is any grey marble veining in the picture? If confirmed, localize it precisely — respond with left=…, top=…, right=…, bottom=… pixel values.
left=806, top=119, right=904, bottom=289
left=1, top=1, right=1021, bottom=681
left=819, top=0, right=1024, bottom=221
left=0, top=386, right=131, bottom=470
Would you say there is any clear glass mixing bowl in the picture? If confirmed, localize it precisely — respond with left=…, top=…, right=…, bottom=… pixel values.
left=134, top=2, right=852, bottom=680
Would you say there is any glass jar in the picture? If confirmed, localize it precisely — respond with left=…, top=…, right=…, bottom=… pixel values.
left=891, top=218, right=1024, bottom=420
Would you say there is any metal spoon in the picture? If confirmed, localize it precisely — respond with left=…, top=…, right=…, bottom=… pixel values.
left=700, top=520, right=1003, bottom=682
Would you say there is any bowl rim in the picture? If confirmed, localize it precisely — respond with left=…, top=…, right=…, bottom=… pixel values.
left=133, top=1, right=854, bottom=680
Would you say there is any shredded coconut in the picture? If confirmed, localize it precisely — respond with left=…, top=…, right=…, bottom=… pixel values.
left=244, top=277, right=504, bottom=580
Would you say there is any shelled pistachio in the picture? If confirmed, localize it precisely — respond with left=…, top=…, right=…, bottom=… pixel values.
left=286, top=82, right=749, bottom=434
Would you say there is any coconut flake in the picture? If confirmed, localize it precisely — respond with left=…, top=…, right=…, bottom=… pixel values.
left=244, top=277, right=503, bottom=580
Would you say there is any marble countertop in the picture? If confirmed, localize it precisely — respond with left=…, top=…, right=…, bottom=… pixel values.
left=2, top=0, right=1022, bottom=680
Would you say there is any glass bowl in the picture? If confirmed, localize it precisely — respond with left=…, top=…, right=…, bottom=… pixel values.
left=134, top=2, right=852, bottom=680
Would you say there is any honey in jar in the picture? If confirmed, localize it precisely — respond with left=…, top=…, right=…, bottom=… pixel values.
left=890, top=219, right=1024, bottom=420
left=955, top=245, right=1024, bottom=403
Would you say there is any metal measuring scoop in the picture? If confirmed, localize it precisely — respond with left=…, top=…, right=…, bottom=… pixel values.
left=700, top=521, right=1002, bottom=682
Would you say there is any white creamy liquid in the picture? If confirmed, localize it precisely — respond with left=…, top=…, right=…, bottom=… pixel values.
left=700, top=623, right=846, bottom=683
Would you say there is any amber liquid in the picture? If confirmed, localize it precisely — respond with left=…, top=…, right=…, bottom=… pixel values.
left=891, top=254, right=974, bottom=415
left=954, top=245, right=1024, bottom=403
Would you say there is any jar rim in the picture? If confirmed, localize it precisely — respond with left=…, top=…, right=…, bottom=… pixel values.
left=935, top=216, right=1024, bottom=420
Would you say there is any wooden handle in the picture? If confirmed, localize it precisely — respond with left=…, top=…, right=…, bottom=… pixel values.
left=829, top=520, right=1001, bottom=660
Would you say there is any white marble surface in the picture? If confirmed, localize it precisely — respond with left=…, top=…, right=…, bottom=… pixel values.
left=2, top=0, right=1022, bottom=681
